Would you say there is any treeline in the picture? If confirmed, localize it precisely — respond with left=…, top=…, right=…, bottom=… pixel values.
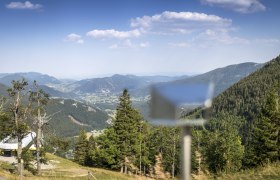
left=74, top=90, right=181, bottom=178
left=73, top=85, right=279, bottom=178
left=73, top=55, right=280, bottom=178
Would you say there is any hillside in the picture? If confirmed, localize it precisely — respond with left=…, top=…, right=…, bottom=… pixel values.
left=0, top=153, right=135, bottom=180
left=39, top=85, right=77, bottom=99
left=0, top=72, right=61, bottom=86
left=174, top=62, right=263, bottom=96
left=1, top=153, right=279, bottom=179
left=211, top=55, right=280, bottom=121
left=45, top=99, right=109, bottom=137
left=71, top=62, right=262, bottom=98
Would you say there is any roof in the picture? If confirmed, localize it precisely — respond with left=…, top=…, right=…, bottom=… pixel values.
left=0, top=132, right=36, bottom=150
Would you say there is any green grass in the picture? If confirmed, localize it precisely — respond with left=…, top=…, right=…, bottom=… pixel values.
left=217, top=162, right=280, bottom=180
left=0, top=153, right=136, bottom=180
left=192, top=162, right=280, bottom=180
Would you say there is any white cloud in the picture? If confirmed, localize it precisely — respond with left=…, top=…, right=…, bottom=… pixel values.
left=6, top=1, right=42, bottom=10
left=86, top=11, right=246, bottom=47
left=65, top=33, right=84, bottom=44
left=87, top=29, right=141, bottom=39
left=198, top=29, right=249, bottom=44
left=200, top=0, right=266, bottom=13
left=130, top=11, right=231, bottom=34
left=109, top=40, right=150, bottom=49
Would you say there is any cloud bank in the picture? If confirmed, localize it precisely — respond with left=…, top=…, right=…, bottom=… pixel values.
left=200, top=0, right=266, bottom=13
left=82, top=11, right=250, bottom=47
left=131, top=11, right=231, bottom=34
left=6, top=1, right=42, bottom=10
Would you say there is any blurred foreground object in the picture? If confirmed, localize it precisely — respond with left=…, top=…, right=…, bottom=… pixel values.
left=150, top=82, right=214, bottom=180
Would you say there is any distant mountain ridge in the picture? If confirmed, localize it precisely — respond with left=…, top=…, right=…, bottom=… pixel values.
left=69, top=74, right=187, bottom=95
left=0, top=61, right=267, bottom=137
left=211, top=55, right=280, bottom=121
left=0, top=72, right=61, bottom=86
left=0, top=62, right=264, bottom=100
left=172, top=62, right=263, bottom=96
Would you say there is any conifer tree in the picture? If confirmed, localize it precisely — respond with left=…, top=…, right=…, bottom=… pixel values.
left=203, top=114, right=245, bottom=173
left=74, top=130, right=88, bottom=165
left=248, top=83, right=279, bottom=166
left=94, top=127, right=119, bottom=168
left=112, top=89, right=143, bottom=173
left=147, top=126, right=181, bottom=177
left=85, top=135, right=97, bottom=166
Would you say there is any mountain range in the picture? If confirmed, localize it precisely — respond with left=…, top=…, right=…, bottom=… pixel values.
left=0, top=61, right=264, bottom=136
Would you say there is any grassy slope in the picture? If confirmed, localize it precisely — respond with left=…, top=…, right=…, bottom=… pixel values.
left=217, top=162, right=280, bottom=180
left=1, top=155, right=279, bottom=179
left=192, top=162, right=280, bottom=180
left=0, top=153, right=135, bottom=180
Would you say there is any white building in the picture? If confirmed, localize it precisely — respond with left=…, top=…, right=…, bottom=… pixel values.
left=0, top=132, right=36, bottom=157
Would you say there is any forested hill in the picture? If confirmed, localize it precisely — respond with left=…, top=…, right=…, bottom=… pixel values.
left=174, top=62, right=263, bottom=96
left=211, top=55, right=280, bottom=121
left=45, top=99, right=108, bottom=137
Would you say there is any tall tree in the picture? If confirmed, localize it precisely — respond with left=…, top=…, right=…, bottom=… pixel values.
left=247, top=83, right=280, bottom=166
left=29, top=81, right=50, bottom=175
left=74, top=130, right=88, bottom=165
left=7, top=79, right=30, bottom=180
left=147, top=126, right=181, bottom=177
left=112, top=89, right=143, bottom=173
left=134, top=121, right=150, bottom=176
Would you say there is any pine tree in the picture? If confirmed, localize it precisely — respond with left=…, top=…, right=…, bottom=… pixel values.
left=85, top=135, right=97, bottom=166
left=112, top=89, right=143, bottom=173
left=147, top=126, right=181, bottom=177
left=247, top=83, right=279, bottom=166
left=94, top=127, right=119, bottom=168
left=202, top=114, right=245, bottom=173
left=74, top=130, right=88, bottom=165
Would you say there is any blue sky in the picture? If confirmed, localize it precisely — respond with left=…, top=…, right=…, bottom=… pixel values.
left=0, top=0, right=279, bottom=79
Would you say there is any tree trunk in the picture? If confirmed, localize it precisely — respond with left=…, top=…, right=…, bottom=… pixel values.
left=36, top=105, right=42, bottom=175
left=36, top=127, right=41, bottom=175
left=139, top=140, right=142, bottom=176
left=15, top=92, right=23, bottom=180
left=18, top=138, right=23, bottom=180
left=124, top=164, right=127, bottom=174
left=172, top=130, right=176, bottom=178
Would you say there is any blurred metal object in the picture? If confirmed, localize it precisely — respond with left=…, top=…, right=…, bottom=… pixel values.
left=151, top=83, right=214, bottom=124
left=150, top=82, right=214, bottom=180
